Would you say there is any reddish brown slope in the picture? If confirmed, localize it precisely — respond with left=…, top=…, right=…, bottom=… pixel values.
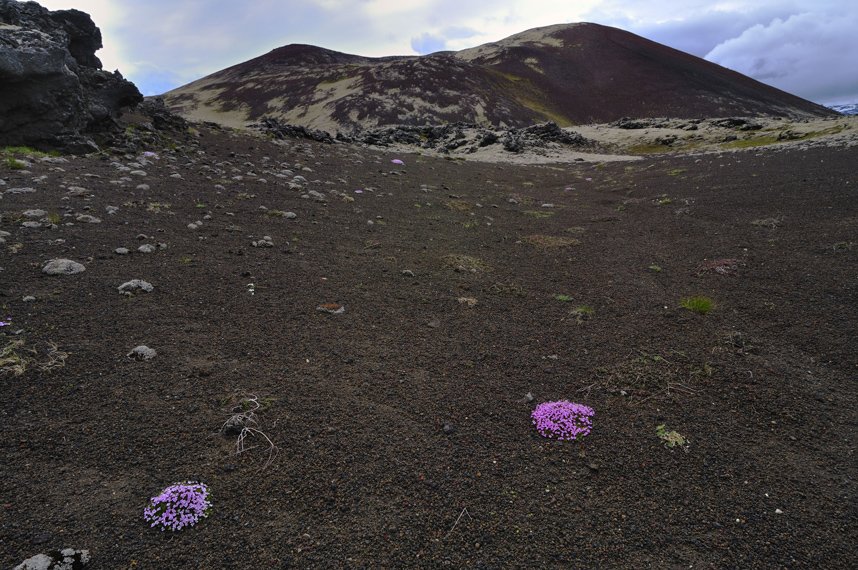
left=161, top=23, right=836, bottom=132
left=465, top=23, right=834, bottom=123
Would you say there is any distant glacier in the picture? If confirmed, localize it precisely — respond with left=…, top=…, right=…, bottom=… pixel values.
left=827, top=103, right=858, bottom=115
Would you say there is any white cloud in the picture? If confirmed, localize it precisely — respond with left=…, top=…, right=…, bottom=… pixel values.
left=705, top=12, right=858, bottom=104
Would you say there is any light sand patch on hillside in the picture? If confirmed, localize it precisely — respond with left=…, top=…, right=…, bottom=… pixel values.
left=456, top=23, right=575, bottom=62
left=162, top=79, right=251, bottom=128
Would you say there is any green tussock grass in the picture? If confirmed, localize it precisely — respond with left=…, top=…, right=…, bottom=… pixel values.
left=680, top=296, right=715, bottom=315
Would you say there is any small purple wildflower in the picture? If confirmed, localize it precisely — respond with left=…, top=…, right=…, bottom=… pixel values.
left=392, top=159, right=404, bottom=165
left=142, top=151, right=160, bottom=160
left=143, top=482, right=211, bottom=531
left=354, top=189, right=363, bottom=193
left=531, top=400, right=594, bottom=440
left=0, top=320, right=10, bottom=326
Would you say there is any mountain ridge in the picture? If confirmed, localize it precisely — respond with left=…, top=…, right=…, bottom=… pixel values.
left=161, top=22, right=836, bottom=132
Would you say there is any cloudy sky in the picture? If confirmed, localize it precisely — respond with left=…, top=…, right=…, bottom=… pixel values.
left=33, top=0, right=858, bottom=106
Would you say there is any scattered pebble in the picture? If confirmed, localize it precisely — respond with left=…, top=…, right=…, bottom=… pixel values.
left=252, top=236, right=274, bottom=248
left=316, top=304, right=345, bottom=314
left=137, top=244, right=155, bottom=253
left=115, top=247, right=129, bottom=255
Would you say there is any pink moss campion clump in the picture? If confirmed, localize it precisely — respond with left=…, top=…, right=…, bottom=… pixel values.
left=531, top=400, right=594, bottom=440
left=143, top=482, right=211, bottom=531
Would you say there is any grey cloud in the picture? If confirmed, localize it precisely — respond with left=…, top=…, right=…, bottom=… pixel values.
left=706, top=12, right=858, bottom=104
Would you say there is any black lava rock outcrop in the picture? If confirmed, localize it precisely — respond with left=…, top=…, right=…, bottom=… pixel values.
left=0, top=0, right=143, bottom=153
left=253, top=119, right=592, bottom=155
left=250, top=117, right=334, bottom=144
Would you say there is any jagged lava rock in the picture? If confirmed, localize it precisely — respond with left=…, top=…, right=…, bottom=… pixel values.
left=0, top=0, right=142, bottom=152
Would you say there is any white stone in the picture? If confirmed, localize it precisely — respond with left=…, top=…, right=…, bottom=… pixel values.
left=128, top=345, right=156, bottom=361
left=42, top=259, right=85, bottom=275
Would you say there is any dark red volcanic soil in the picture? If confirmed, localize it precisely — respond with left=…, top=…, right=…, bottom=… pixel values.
left=1, top=126, right=856, bottom=569
left=163, top=23, right=837, bottom=131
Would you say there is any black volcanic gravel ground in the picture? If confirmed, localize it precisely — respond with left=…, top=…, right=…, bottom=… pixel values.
left=1, top=126, right=856, bottom=569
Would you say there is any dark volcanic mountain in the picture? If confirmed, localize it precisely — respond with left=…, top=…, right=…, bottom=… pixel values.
left=162, top=22, right=836, bottom=132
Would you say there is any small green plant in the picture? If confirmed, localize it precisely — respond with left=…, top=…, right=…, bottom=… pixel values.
left=570, top=305, right=594, bottom=324
left=5, top=157, right=26, bottom=170
left=649, top=264, right=662, bottom=272
left=522, top=210, right=554, bottom=219
left=47, top=210, right=62, bottom=224
left=656, top=424, right=688, bottom=452
left=681, top=296, right=715, bottom=314
left=554, top=294, right=573, bottom=302
left=667, top=169, right=686, bottom=176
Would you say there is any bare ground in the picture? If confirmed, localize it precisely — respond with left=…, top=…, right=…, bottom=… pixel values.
left=1, top=123, right=856, bottom=569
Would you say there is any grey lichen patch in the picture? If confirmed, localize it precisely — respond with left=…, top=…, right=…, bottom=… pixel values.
left=127, top=345, right=157, bottom=361
left=42, top=259, right=85, bottom=275
left=118, top=279, right=154, bottom=296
